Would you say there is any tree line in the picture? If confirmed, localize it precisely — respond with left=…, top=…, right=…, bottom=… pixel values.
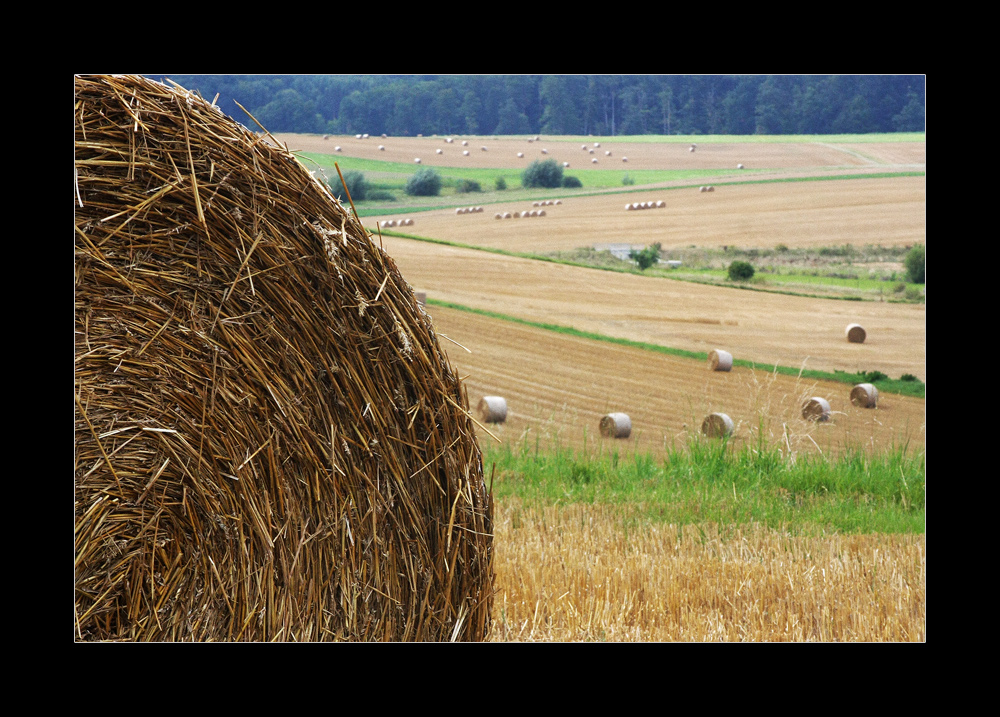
left=144, top=74, right=925, bottom=137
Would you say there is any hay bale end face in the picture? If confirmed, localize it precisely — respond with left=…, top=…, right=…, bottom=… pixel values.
left=599, top=413, right=632, bottom=439
left=851, top=383, right=879, bottom=408
left=802, top=397, right=832, bottom=422
left=74, top=75, right=493, bottom=642
left=708, top=349, right=733, bottom=372
left=701, top=413, right=734, bottom=438
left=477, top=396, right=508, bottom=424
left=846, top=323, right=867, bottom=343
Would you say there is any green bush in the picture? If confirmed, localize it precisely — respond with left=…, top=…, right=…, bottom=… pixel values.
left=904, top=244, right=925, bottom=283
left=330, top=170, right=368, bottom=202
left=522, top=159, right=564, bottom=188
left=365, top=189, right=396, bottom=201
left=495, top=177, right=507, bottom=191
left=562, top=175, right=582, bottom=188
left=727, top=260, right=755, bottom=281
left=455, top=179, right=482, bottom=194
left=405, top=168, right=442, bottom=197
left=622, top=174, right=635, bottom=186
left=630, top=243, right=662, bottom=270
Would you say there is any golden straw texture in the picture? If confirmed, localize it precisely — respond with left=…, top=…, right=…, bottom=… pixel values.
left=74, top=75, right=493, bottom=642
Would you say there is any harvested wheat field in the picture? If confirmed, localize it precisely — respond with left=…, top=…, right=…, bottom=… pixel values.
left=379, top=237, right=926, bottom=383
left=275, top=133, right=924, bottom=174
left=426, top=304, right=924, bottom=459
left=490, top=501, right=925, bottom=642
left=367, top=175, right=925, bottom=254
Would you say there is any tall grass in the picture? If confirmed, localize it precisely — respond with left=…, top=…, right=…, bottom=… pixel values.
left=483, top=434, right=925, bottom=535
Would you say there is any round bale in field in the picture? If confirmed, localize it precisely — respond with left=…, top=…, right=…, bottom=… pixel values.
left=701, top=413, right=734, bottom=438
left=477, top=396, right=508, bottom=424
left=708, top=349, right=733, bottom=372
left=74, top=75, right=493, bottom=643
left=845, top=323, right=867, bottom=343
left=851, top=383, right=879, bottom=408
left=802, top=397, right=832, bottom=422
left=600, top=413, right=632, bottom=439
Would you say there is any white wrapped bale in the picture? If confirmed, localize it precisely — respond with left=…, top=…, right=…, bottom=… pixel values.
left=599, top=413, right=632, bottom=439
left=701, top=413, right=734, bottom=438
left=802, top=397, right=831, bottom=422
left=850, top=383, right=879, bottom=408
left=845, top=323, right=867, bottom=343
left=477, top=396, right=508, bottom=424
left=708, top=349, right=733, bottom=372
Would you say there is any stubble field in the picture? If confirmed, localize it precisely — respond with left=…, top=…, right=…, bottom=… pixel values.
left=277, top=132, right=926, bottom=641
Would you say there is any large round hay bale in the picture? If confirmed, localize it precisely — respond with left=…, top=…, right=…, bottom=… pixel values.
left=708, top=349, right=733, bottom=372
left=845, top=323, right=867, bottom=343
left=802, top=397, right=832, bottom=422
left=701, top=413, right=734, bottom=438
left=74, top=75, right=493, bottom=642
left=477, top=396, right=508, bottom=424
left=599, top=413, right=632, bottom=439
left=850, top=383, right=879, bottom=408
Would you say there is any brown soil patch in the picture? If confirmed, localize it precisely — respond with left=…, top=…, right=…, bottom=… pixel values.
left=427, top=304, right=925, bottom=458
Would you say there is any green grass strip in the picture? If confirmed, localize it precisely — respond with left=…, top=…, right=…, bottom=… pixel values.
left=428, top=298, right=924, bottom=399
left=484, top=437, right=925, bottom=535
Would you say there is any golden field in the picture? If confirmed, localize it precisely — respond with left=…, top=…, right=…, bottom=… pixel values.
left=280, top=133, right=926, bottom=641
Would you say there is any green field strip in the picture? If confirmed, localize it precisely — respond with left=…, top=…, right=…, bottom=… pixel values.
left=426, top=298, right=925, bottom=399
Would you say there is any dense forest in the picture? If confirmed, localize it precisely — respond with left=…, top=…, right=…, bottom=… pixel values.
left=143, top=74, right=926, bottom=137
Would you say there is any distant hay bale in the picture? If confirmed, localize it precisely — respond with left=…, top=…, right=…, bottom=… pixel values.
left=517, top=152, right=524, bottom=158
left=436, top=148, right=443, bottom=154
left=456, top=207, right=465, bottom=214
left=655, top=200, right=665, bottom=208
left=845, top=323, right=867, bottom=343
left=850, top=383, right=879, bottom=408
left=708, top=349, right=733, bottom=372
left=414, top=158, right=421, bottom=163
left=462, top=140, right=468, bottom=146
left=538, top=209, right=546, bottom=216
left=477, top=396, right=508, bottom=424
left=542, top=148, right=549, bottom=154
left=626, top=203, right=634, bottom=211
left=591, top=158, right=598, bottom=163
left=599, top=413, right=632, bottom=439
left=622, top=157, right=628, bottom=162
left=495, top=212, right=503, bottom=219
left=563, top=162, right=570, bottom=167
left=700, top=186, right=707, bottom=192
left=403, top=218, right=414, bottom=226
left=73, top=75, right=493, bottom=642
left=503, top=212, right=512, bottom=219
left=463, top=150, right=470, bottom=156
left=701, top=413, right=734, bottom=438
left=334, top=146, right=342, bottom=152
left=605, top=150, right=611, bottom=156
left=554, top=199, right=561, bottom=204
left=378, top=145, right=385, bottom=150
left=802, top=397, right=832, bottom=422
left=737, top=163, right=745, bottom=169
left=707, top=186, right=715, bottom=192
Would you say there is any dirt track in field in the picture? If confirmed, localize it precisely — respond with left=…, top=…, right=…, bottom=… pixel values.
left=276, top=133, right=926, bottom=456
left=427, top=304, right=925, bottom=458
